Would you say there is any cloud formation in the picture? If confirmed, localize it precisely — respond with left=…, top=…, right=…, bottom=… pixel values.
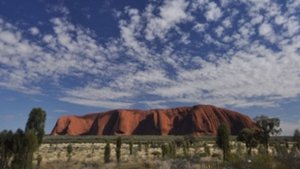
left=0, top=0, right=300, bottom=110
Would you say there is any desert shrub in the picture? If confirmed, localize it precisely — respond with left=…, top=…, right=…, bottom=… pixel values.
left=91, top=143, right=95, bottom=154
left=224, top=153, right=245, bottom=169
left=56, top=152, right=61, bottom=160
left=274, top=147, right=300, bottom=169
left=161, top=143, right=170, bottom=159
left=169, top=142, right=176, bottom=158
left=116, top=137, right=122, bottom=163
left=182, top=140, right=189, bottom=158
left=151, top=151, right=161, bottom=158
left=274, top=143, right=288, bottom=157
left=138, top=142, right=142, bottom=151
left=143, top=161, right=151, bottom=168
left=258, top=144, right=267, bottom=155
left=216, top=123, right=230, bottom=161
left=250, top=155, right=275, bottom=169
left=104, top=142, right=111, bottom=163
left=129, top=141, right=133, bottom=155
left=66, top=144, right=73, bottom=161
left=204, top=143, right=211, bottom=156
left=170, top=159, right=191, bottom=169
left=225, top=154, right=274, bottom=169
left=145, top=143, right=149, bottom=157
left=212, top=153, right=221, bottom=159
left=36, top=154, right=42, bottom=167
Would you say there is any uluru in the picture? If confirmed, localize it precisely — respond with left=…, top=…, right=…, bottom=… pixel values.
left=51, top=104, right=257, bottom=136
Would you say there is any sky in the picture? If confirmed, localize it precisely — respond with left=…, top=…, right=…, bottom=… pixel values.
left=0, top=0, right=300, bottom=135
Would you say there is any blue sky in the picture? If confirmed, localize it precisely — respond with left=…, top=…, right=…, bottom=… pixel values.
left=0, top=0, right=300, bottom=135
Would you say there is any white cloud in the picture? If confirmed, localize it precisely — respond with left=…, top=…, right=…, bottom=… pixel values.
left=64, top=86, right=134, bottom=100
left=274, top=15, right=286, bottom=25
left=259, top=23, right=275, bottom=42
left=144, top=0, right=190, bottom=40
left=60, top=97, right=133, bottom=109
left=0, top=31, right=19, bottom=44
left=150, top=37, right=300, bottom=108
left=205, top=2, right=222, bottom=21
left=215, top=26, right=224, bottom=37
left=29, top=27, right=39, bottom=35
left=193, top=23, right=206, bottom=32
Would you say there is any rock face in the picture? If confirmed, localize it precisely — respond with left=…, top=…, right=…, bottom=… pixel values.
left=51, top=105, right=256, bottom=136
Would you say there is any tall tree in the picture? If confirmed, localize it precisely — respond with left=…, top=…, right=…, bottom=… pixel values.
left=104, top=142, right=111, bottom=163
left=115, top=137, right=122, bottom=163
left=237, top=128, right=259, bottom=155
left=216, top=123, right=230, bottom=161
left=0, top=130, right=14, bottom=169
left=11, top=129, right=38, bottom=169
left=66, top=144, right=73, bottom=162
left=254, top=115, right=281, bottom=152
left=25, top=108, right=46, bottom=145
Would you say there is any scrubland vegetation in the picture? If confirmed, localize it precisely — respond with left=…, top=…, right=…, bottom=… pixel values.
left=1, top=108, right=300, bottom=169
left=36, top=135, right=300, bottom=169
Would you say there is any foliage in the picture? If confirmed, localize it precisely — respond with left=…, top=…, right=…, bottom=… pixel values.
left=254, top=115, right=281, bottom=152
left=182, top=139, right=189, bottom=158
left=66, top=144, right=73, bottom=161
left=36, top=154, right=42, bottom=167
left=138, top=141, right=142, bottom=151
left=1, top=129, right=39, bottom=169
left=0, top=130, right=14, bottom=169
left=204, top=143, right=211, bottom=156
left=168, top=141, right=176, bottom=158
left=129, top=141, right=133, bottom=155
left=237, top=128, right=259, bottom=155
left=216, top=123, right=230, bottom=161
left=145, top=143, right=149, bottom=157
left=161, top=143, right=170, bottom=159
left=104, top=142, right=111, bottom=163
left=225, top=154, right=275, bottom=169
left=25, top=108, right=47, bottom=146
left=116, top=137, right=122, bottom=163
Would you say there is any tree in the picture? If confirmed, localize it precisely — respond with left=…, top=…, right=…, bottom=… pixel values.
left=36, top=154, right=42, bottom=167
left=11, top=129, right=38, bottom=169
left=25, top=108, right=46, bottom=146
left=0, top=130, right=14, bottom=169
left=66, top=144, right=73, bottom=162
left=129, top=141, right=133, bottom=155
left=216, top=123, right=230, bottom=161
left=115, top=137, right=122, bottom=163
left=145, top=143, right=149, bottom=157
left=254, top=115, right=281, bottom=152
left=293, top=129, right=300, bottom=149
left=104, top=142, right=111, bottom=163
left=237, top=128, right=259, bottom=155
left=161, top=143, right=169, bottom=159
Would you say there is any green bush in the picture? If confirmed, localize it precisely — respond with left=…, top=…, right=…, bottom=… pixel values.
left=129, top=141, right=133, bottom=155
left=116, top=137, right=122, bottom=163
left=36, top=154, right=42, bottom=167
left=161, top=143, right=170, bottom=159
left=66, top=144, right=73, bottom=161
left=104, top=142, right=110, bottom=163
